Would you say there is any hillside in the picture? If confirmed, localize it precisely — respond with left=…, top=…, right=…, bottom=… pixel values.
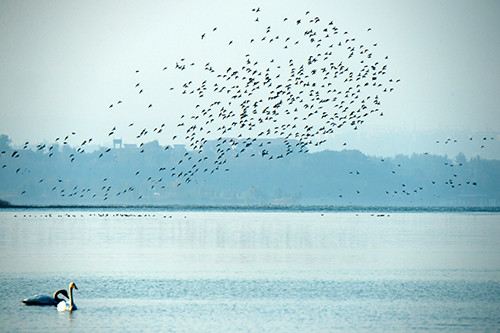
left=1, top=135, right=499, bottom=207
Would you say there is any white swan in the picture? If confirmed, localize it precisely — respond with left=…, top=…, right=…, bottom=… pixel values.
left=22, top=289, right=69, bottom=306
left=57, top=282, right=78, bottom=311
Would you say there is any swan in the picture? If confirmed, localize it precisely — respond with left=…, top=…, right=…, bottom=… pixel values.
left=57, top=282, right=78, bottom=312
left=22, top=289, right=69, bottom=306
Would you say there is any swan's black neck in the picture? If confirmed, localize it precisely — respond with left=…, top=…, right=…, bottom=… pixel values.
left=53, top=289, right=67, bottom=302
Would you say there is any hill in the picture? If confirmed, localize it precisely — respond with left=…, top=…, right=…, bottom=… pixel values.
left=1, top=135, right=499, bottom=207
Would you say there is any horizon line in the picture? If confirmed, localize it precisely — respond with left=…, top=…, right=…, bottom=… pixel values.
left=1, top=204, right=499, bottom=213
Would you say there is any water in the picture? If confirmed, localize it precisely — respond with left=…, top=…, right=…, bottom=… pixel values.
left=0, top=210, right=499, bottom=331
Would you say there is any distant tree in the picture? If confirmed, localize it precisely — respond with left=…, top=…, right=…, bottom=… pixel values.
left=0, top=134, right=12, bottom=151
left=0, top=198, right=11, bottom=207
left=455, top=152, right=467, bottom=166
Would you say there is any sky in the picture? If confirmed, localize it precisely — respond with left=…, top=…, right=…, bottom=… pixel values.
left=1, top=0, right=499, bottom=159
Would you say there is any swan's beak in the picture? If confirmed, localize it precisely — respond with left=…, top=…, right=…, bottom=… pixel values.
left=74, top=284, right=78, bottom=290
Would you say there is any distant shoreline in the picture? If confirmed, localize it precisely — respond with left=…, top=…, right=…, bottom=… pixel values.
left=0, top=204, right=498, bottom=213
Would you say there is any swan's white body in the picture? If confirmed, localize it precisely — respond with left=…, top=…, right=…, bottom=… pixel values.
left=57, top=282, right=78, bottom=311
left=57, top=300, right=76, bottom=311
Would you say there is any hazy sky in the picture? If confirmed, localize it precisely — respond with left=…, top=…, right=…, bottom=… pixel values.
left=1, top=0, right=499, bottom=158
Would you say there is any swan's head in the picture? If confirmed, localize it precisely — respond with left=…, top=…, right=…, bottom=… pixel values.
left=70, top=282, right=78, bottom=291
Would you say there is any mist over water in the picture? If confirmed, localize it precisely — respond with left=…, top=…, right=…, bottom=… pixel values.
left=1, top=210, right=499, bottom=331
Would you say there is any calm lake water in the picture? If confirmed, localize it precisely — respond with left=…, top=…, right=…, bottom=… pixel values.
left=0, top=210, right=499, bottom=331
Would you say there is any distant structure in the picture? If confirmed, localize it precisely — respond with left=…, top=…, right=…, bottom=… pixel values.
left=113, top=139, right=123, bottom=149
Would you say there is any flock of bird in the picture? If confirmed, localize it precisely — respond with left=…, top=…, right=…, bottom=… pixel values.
left=107, top=8, right=399, bottom=185
left=0, top=7, right=492, bottom=203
